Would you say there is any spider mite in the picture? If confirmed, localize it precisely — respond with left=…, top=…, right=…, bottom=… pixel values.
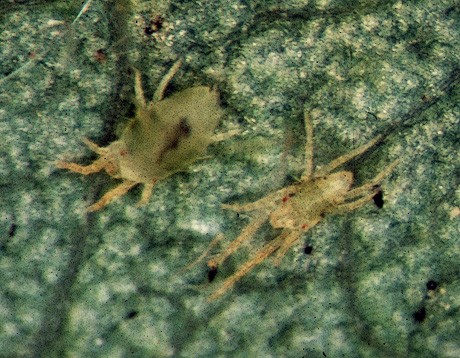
left=56, top=59, right=224, bottom=211
left=197, top=109, right=399, bottom=301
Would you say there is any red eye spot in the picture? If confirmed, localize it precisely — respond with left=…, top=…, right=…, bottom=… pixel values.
left=301, top=224, right=307, bottom=229
left=120, top=150, right=128, bottom=157
left=282, top=197, right=289, bottom=202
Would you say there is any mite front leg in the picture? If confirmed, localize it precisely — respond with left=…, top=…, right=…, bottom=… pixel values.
left=55, top=156, right=107, bottom=175
left=302, top=110, right=314, bottom=180
left=88, top=180, right=137, bottom=212
left=222, top=186, right=295, bottom=214
left=315, top=135, right=383, bottom=177
left=82, top=138, right=108, bottom=156
left=343, top=159, right=400, bottom=201
left=331, top=192, right=377, bottom=214
left=135, top=180, right=158, bottom=207
left=133, top=68, right=147, bottom=109
left=153, top=58, right=183, bottom=102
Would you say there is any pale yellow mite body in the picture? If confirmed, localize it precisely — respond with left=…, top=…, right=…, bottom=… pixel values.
left=56, top=59, right=224, bottom=211
left=199, top=109, right=399, bottom=301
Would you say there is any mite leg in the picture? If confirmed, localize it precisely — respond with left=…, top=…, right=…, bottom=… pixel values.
left=211, top=129, right=241, bottom=143
left=176, top=234, right=225, bottom=276
left=133, top=68, right=147, bottom=109
left=135, top=180, right=158, bottom=207
left=222, top=186, right=295, bottom=214
left=208, top=231, right=290, bottom=301
left=302, top=110, right=314, bottom=180
left=88, top=180, right=137, bottom=212
left=273, top=225, right=318, bottom=266
left=153, top=58, right=183, bottom=102
left=315, top=135, right=383, bottom=177
left=343, top=159, right=400, bottom=201
left=331, top=192, right=377, bottom=214
left=208, top=211, right=270, bottom=269
left=55, top=156, right=107, bottom=175
left=82, top=138, right=108, bottom=156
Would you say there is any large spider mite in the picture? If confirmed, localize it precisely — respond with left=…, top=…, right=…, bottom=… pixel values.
left=56, top=59, right=224, bottom=211
left=196, top=109, right=400, bottom=301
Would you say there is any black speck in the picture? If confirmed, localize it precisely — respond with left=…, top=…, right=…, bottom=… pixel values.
left=304, top=245, right=313, bottom=255
left=366, top=111, right=378, bottom=121
left=426, top=280, right=438, bottom=291
left=153, top=17, right=164, bottom=30
left=144, top=26, right=155, bottom=35
left=208, top=266, right=218, bottom=282
left=126, top=310, right=138, bottom=319
left=144, top=16, right=164, bottom=35
left=372, top=190, right=384, bottom=208
left=446, top=5, right=459, bottom=16
left=413, top=307, right=426, bottom=322
left=8, top=224, right=16, bottom=237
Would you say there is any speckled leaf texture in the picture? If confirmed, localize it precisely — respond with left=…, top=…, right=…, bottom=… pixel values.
left=1, top=0, right=460, bottom=357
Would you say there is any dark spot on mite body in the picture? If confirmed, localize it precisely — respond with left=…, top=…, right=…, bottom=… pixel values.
left=208, top=266, right=218, bottom=282
left=169, top=138, right=180, bottom=150
left=179, top=117, right=191, bottom=136
left=156, top=118, right=191, bottom=163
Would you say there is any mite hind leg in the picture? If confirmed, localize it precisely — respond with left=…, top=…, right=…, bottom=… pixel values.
left=208, top=231, right=290, bottom=301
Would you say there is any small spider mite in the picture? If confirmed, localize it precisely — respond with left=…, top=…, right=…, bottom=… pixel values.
left=199, top=109, right=399, bottom=301
left=56, top=59, right=224, bottom=211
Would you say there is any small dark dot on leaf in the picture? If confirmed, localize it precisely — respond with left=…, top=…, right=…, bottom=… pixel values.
left=208, top=266, right=218, bottom=282
left=413, top=307, right=426, bottom=322
left=372, top=190, right=384, bottom=208
left=144, top=26, right=155, bottom=35
left=8, top=224, right=17, bottom=237
left=144, top=17, right=164, bottom=35
left=426, top=280, right=438, bottom=291
left=127, top=310, right=138, bottom=319
left=304, top=245, right=313, bottom=255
